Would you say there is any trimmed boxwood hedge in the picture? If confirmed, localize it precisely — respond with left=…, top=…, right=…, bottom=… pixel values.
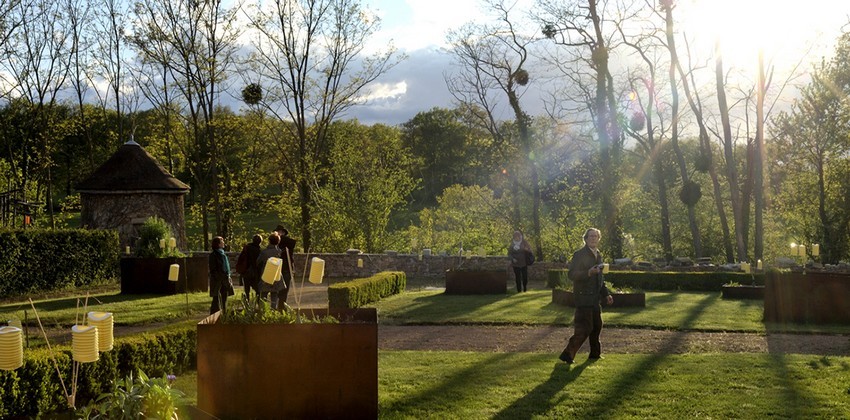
left=328, top=271, right=406, bottom=309
left=0, top=324, right=196, bottom=418
left=0, top=229, right=120, bottom=298
left=547, top=269, right=764, bottom=291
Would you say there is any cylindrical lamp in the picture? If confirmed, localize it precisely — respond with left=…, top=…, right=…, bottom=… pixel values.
left=262, top=257, right=283, bottom=284
left=309, top=257, right=325, bottom=284
left=169, top=237, right=177, bottom=249
left=812, top=244, right=820, bottom=256
left=168, top=264, right=180, bottom=282
left=357, top=258, right=363, bottom=268
left=87, top=312, right=114, bottom=352
left=71, top=325, right=99, bottom=363
left=0, top=326, right=23, bottom=370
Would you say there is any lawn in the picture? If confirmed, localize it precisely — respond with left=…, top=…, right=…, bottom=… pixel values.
left=372, top=289, right=850, bottom=334
left=169, top=351, right=850, bottom=418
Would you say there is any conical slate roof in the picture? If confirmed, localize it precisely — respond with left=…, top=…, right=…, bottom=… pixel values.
left=76, top=140, right=189, bottom=192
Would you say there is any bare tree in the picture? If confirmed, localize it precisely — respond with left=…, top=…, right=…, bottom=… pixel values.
left=446, top=0, right=545, bottom=260
left=244, top=0, right=401, bottom=251
left=132, top=0, right=242, bottom=246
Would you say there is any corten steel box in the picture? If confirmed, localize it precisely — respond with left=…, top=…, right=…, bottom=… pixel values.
left=120, top=256, right=208, bottom=294
left=197, top=308, right=378, bottom=419
left=551, top=289, right=646, bottom=308
left=764, top=271, right=850, bottom=324
left=444, top=270, right=508, bottom=294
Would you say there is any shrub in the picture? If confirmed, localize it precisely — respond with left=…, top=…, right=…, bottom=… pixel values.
left=328, top=271, right=406, bottom=308
left=135, top=217, right=183, bottom=258
left=76, top=370, right=182, bottom=420
left=547, top=269, right=764, bottom=292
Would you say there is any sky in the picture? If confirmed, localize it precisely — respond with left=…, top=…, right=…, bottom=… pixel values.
left=345, top=0, right=850, bottom=126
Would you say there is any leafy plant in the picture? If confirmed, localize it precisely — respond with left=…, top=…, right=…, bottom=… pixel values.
left=134, top=216, right=184, bottom=258
left=76, top=370, right=182, bottom=420
left=222, top=293, right=338, bottom=325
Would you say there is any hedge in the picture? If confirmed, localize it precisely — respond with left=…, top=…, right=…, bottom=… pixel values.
left=0, top=324, right=196, bottom=418
left=547, top=269, right=765, bottom=291
left=327, top=271, right=407, bottom=309
left=0, top=229, right=120, bottom=298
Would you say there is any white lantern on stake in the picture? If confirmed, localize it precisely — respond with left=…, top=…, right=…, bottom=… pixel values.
left=309, top=257, right=325, bottom=284
left=357, top=258, right=363, bottom=268
left=87, top=312, right=114, bottom=352
left=0, top=326, right=23, bottom=371
left=168, top=264, right=180, bottom=282
left=71, top=325, right=99, bottom=363
left=262, top=257, right=283, bottom=284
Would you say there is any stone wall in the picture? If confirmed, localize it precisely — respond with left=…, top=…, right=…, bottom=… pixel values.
left=81, top=192, right=187, bottom=250
left=213, top=251, right=566, bottom=283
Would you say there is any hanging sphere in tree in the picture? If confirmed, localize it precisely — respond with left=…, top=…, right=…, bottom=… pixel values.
left=242, top=83, right=263, bottom=105
left=512, top=69, right=529, bottom=86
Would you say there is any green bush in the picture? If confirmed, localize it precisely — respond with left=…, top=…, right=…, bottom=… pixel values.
left=77, top=370, right=183, bottom=420
left=328, top=271, right=406, bottom=309
left=0, top=229, right=120, bottom=297
left=0, top=325, right=196, bottom=418
left=135, top=216, right=183, bottom=258
left=547, top=269, right=764, bottom=292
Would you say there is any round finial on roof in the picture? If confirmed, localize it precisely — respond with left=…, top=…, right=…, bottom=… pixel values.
left=125, top=134, right=139, bottom=146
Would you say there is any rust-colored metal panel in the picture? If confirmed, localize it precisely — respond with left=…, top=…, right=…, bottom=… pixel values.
left=764, top=271, right=850, bottom=324
left=197, top=308, right=378, bottom=419
left=445, top=270, right=507, bottom=294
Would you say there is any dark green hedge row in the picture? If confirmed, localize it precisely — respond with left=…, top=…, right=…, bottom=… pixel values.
left=0, top=229, right=120, bottom=297
left=328, top=271, right=407, bottom=309
left=0, top=325, right=196, bottom=418
left=548, top=269, right=765, bottom=291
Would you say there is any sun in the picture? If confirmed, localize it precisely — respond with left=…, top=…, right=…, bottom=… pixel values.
left=675, top=0, right=827, bottom=73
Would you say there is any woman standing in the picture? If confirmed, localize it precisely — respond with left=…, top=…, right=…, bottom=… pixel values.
left=209, top=236, right=234, bottom=314
left=508, top=230, right=533, bottom=292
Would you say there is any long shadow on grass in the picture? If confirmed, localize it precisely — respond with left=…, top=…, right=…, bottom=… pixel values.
left=492, top=361, right=592, bottom=419
left=544, top=292, right=716, bottom=418
left=385, top=292, right=531, bottom=324
left=380, top=351, right=520, bottom=416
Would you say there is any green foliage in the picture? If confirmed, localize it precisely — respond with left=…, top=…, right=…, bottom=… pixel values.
left=222, top=293, right=337, bottom=324
left=547, top=269, right=764, bottom=291
left=0, top=327, right=196, bottom=418
left=77, top=370, right=182, bottom=420
left=328, top=271, right=407, bottom=309
left=0, top=229, right=119, bottom=297
left=135, top=217, right=183, bottom=258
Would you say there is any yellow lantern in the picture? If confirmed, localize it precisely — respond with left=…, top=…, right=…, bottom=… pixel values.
left=87, top=312, right=114, bottom=352
left=71, top=325, right=99, bottom=363
left=262, top=257, right=283, bottom=284
left=309, top=257, right=325, bottom=284
left=357, top=258, right=363, bottom=268
left=169, top=237, right=177, bottom=249
left=159, top=239, right=166, bottom=249
left=168, top=264, right=180, bottom=282
left=0, top=326, right=23, bottom=371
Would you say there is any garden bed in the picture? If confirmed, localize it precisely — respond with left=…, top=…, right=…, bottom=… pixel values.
left=551, top=288, right=646, bottom=308
left=445, top=270, right=507, bottom=295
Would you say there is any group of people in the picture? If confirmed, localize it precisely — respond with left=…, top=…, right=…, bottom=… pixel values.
left=207, top=225, right=297, bottom=315
left=510, top=228, right=613, bottom=365
left=212, top=225, right=612, bottom=365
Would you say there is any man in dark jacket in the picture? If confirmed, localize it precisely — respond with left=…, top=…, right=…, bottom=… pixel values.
left=275, top=225, right=297, bottom=308
left=559, top=228, right=613, bottom=364
left=237, top=234, right=263, bottom=297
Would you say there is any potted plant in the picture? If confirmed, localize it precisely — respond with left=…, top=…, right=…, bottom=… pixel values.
left=196, top=294, right=378, bottom=419
left=120, top=216, right=207, bottom=294
left=444, top=267, right=508, bottom=294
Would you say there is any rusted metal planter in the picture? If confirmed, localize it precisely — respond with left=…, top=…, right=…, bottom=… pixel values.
left=721, top=285, right=765, bottom=300
left=764, top=271, right=850, bottom=324
left=196, top=308, right=378, bottom=419
left=444, top=270, right=508, bottom=294
left=551, top=289, right=646, bottom=308
left=120, top=256, right=208, bottom=294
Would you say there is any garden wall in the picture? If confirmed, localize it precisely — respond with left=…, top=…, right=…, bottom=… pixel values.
left=208, top=252, right=566, bottom=282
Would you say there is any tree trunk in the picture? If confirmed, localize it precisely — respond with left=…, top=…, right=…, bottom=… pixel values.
left=754, top=50, right=766, bottom=261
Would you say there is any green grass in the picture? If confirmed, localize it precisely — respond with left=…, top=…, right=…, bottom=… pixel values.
left=372, top=289, right=850, bottom=334
left=168, top=351, right=850, bottom=418
left=0, top=290, right=211, bottom=329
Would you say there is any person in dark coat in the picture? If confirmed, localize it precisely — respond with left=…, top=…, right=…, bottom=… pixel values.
left=209, top=236, right=234, bottom=315
left=257, top=233, right=285, bottom=309
left=559, top=228, right=613, bottom=364
left=238, top=234, right=263, bottom=297
left=274, top=225, right=297, bottom=307
left=508, top=230, right=533, bottom=292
